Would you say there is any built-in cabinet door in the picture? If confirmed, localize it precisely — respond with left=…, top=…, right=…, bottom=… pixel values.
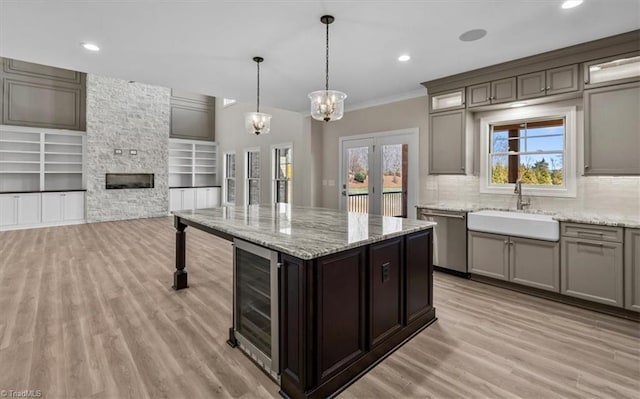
left=0, top=195, right=18, bottom=227
left=466, top=82, right=491, bottom=107
left=169, top=189, right=183, bottom=212
left=63, top=192, right=85, bottom=221
left=405, top=230, right=433, bottom=323
left=584, top=81, right=640, bottom=175
left=561, top=237, right=624, bottom=307
left=517, top=71, right=546, bottom=100
left=429, top=109, right=466, bottom=175
left=170, top=89, right=215, bottom=141
left=509, top=237, right=560, bottom=292
left=625, top=228, right=640, bottom=312
left=182, top=188, right=196, bottom=210
left=546, top=64, right=579, bottom=95
left=17, top=193, right=41, bottom=225
left=491, top=77, right=517, bottom=104
left=468, top=231, right=509, bottom=280
left=42, top=193, right=64, bottom=222
left=195, top=187, right=220, bottom=209
left=369, top=237, right=403, bottom=347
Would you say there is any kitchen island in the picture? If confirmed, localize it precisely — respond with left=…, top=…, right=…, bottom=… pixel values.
left=172, top=204, right=437, bottom=399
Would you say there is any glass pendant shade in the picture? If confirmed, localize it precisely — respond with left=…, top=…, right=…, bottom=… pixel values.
left=245, top=111, right=272, bottom=135
left=308, top=90, right=347, bottom=122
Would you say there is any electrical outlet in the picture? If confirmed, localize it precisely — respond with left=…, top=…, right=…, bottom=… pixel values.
left=114, top=149, right=123, bottom=155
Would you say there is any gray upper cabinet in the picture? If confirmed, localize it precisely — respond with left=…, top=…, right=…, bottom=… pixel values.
left=625, top=228, right=640, bottom=312
left=467, top=82, right=491, bottom=107
left=584, top=52, right=640, bottom=89
left=517, top=65, right=579, bottom=100
left=170, top=89, right=215, bottom=141
left=467, top=78, right=516, bottom=108
left=0, top=57, right=86, bottom=131
left=584, top=81, right=640, bottom=175
left=546, top=64, right=579, bottom=96
left=560, top=223, right=624, bottom=307
left=517, top=71, right=546, bottom=100
left=429, top=109, right=465, bottom=174
left=429, top=88, right=465, bottom=113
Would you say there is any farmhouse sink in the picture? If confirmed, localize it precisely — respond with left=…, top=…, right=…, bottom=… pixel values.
left=467, top=210, right=559, bottom=241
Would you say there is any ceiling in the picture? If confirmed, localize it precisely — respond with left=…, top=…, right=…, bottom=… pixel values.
left=1, top=0, right=638, bottom=112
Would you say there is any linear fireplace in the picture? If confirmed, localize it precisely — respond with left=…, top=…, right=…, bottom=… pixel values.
left=105, top=173, right=154, bottom=189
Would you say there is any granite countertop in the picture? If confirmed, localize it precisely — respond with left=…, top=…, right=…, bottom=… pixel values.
left=416, top=203, right=640, bottom=228
left=175, top=204, right=436, bottom=260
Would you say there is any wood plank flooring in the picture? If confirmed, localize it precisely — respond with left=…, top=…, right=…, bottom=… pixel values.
left=0, top=217, right=638, bottom=399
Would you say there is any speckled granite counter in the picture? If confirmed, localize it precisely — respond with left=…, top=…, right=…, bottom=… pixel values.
left=417, top=203, right=639, bottom=228
left=175, top=204, right=436, bottom=260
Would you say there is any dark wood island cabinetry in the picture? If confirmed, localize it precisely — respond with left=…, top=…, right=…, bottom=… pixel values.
left=172, top=205, right=436, bottom=398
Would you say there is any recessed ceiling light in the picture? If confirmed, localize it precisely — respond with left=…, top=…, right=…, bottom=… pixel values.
left=398, top=54, right=411, bottom=62
left=81, top=42, right=100, bottom=52
left=561, top=0, right=583, bottom=9
left=510, top=103, right=527, bottom=108
left=459, top=29, right=487, bottom=42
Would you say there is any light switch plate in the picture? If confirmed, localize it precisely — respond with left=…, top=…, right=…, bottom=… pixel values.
left=129, top=149, right=138, bottom=155
left=114, top=149, right=123, bottom=155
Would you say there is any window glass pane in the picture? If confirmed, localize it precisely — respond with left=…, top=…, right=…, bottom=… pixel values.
left=249, top=180, right=260, bottom=204
left=490, top=118, right=565, bottom=187
left=227, top=154, right=236, bottom=178
left=519, top=135, right=564, bottom=153
left=249, top=151, right=260, bottom=179
left=226, top=179, right=235, bottom=202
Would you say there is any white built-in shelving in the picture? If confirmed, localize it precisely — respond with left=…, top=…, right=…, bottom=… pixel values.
left=0, top=125, right=85, bottom=193
left=169, top=139, right=217, bottom=188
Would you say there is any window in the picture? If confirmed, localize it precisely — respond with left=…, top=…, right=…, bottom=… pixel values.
left=490, top=118, right=564, bottom=186
left=480, top=106, right=577, bottom=197
left=273, top=144, right=293, bottom=204
left=246, top=148, right=260, bottom=205
left=223, top=152, right=236, bottom=204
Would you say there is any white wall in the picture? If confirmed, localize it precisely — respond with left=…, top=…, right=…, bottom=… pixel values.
left=215, top=101, right=316, bottom=206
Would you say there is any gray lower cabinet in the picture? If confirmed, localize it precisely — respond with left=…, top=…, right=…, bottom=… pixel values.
left=468, top=231, right=560, bottom=292
left=0, top=57, right=86, bottom=131
left=584, top=81, right=640, bottom=175
left=467, top=77, right=516, bottom=108
left=170, top=89, right=215, bottom=141
left=509, top=237, right=560, bottom=292
left=561, top=237, right=624, bottom=307
left=468, top=231, right=509, bottom=280
left=625, top=228, right=640, bottom=312
left=429, top=109, right=466, bottom=174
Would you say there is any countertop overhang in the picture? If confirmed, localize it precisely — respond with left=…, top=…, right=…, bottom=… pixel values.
left=174, top=204, right=436, bottom=260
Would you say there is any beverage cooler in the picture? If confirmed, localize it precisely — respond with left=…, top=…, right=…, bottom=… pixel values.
left=232, top=239, right=279, bottom=380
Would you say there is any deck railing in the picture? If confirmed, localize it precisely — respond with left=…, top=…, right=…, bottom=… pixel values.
left=348, top=191, right=403, bottom=217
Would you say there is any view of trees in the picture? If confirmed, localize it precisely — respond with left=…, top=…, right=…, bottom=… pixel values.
left=491, top=157, right=563, bottom=185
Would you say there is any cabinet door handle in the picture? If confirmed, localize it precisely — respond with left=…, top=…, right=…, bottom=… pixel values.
left=540, top=88, right=545, bottom=92
left=546, top=87, right=551, bottom=90
left=576, top=241, right=604, bottom=248
left=504, top=240, right=509, bottom=245
left=584, top=164, right=589, bottom=169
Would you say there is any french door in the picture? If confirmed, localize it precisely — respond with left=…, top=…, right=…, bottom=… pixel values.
left=339, top=130, right=418, bottom=218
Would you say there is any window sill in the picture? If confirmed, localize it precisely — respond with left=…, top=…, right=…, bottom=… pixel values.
left=480, top=184, right=576, bottom=198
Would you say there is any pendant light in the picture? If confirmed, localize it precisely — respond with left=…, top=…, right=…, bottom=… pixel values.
left=245, top=56, right=272, bottom=135
left=308, top=15, right=347, bottom=122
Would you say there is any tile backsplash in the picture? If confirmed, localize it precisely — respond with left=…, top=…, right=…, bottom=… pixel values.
left=423, top=175, right=640, bottom=218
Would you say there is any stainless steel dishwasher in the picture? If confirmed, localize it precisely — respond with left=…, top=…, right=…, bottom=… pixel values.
left=418, top=208, right=468, bottom=274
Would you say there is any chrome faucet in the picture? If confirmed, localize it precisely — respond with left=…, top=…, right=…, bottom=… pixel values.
left=514, top=179, right=530, bottom=210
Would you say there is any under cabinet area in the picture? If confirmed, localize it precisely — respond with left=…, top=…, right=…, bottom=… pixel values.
left=624, top=228, right=640, bottom=312
left=428, top=109, right=466, bottom=174
left=468, top=231, right=560, bottom=292
left=561, top=223, right=624, bottom=307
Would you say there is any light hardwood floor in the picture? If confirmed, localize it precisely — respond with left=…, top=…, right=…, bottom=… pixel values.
left=0, top=217, right=638, bottom=399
